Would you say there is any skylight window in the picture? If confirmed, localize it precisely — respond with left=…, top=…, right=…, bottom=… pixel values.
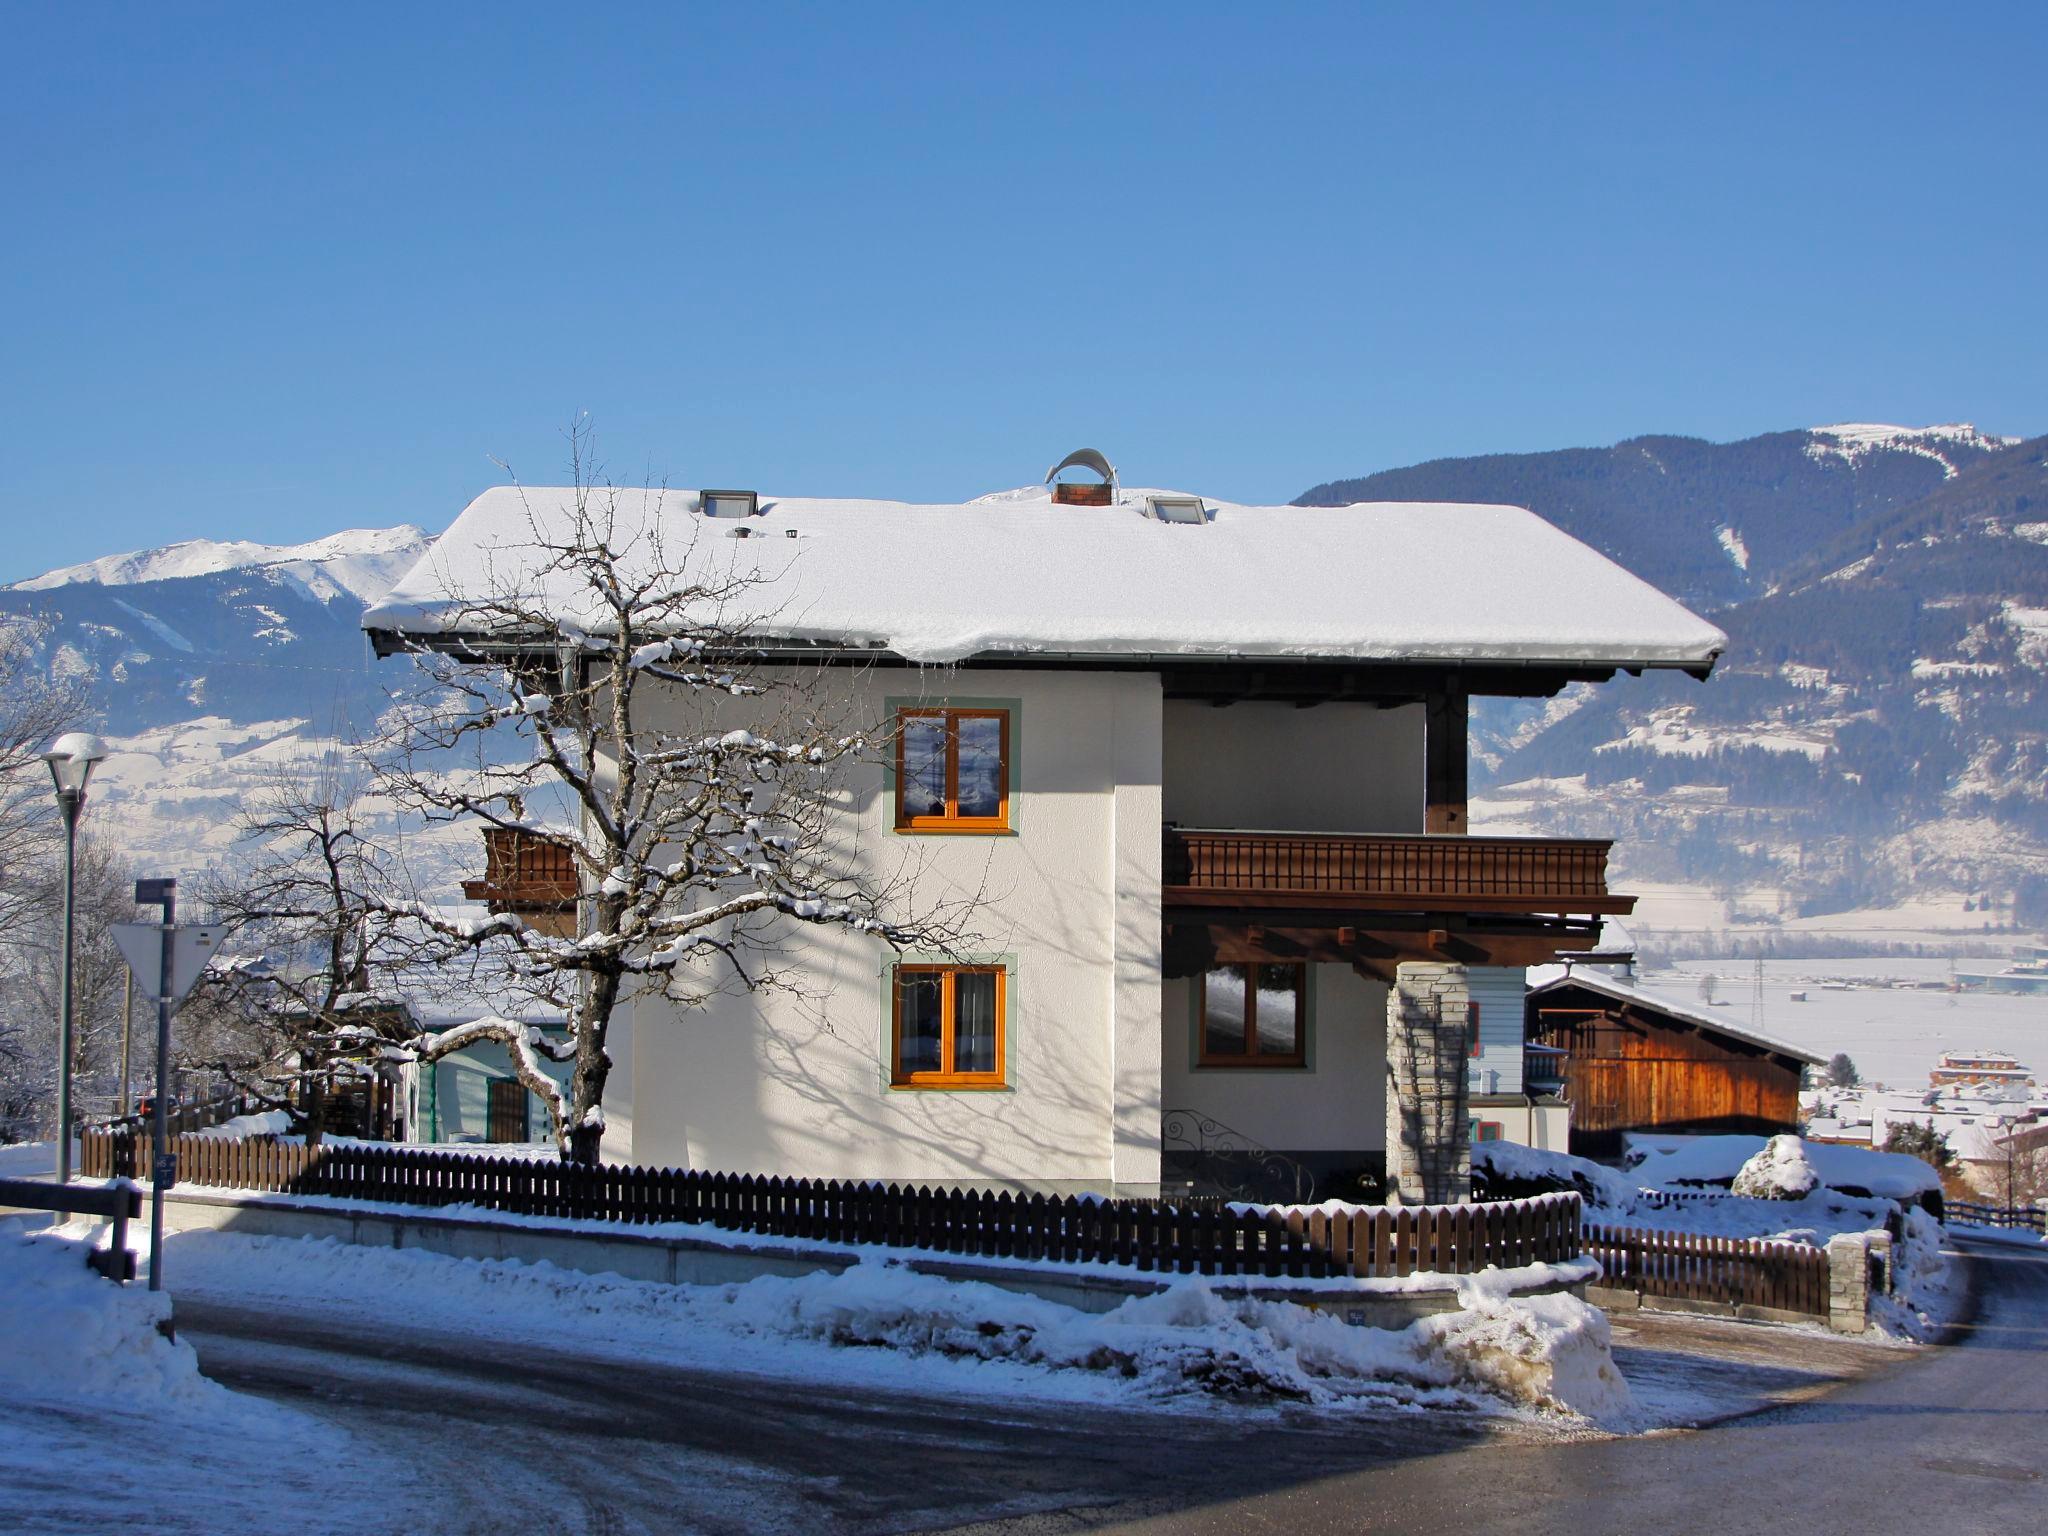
left=1146, top=495, right=1208, bottom=525
left=700, top=489, right=760, bottom=518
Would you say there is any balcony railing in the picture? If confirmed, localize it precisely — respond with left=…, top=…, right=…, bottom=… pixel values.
left=1162, top=828, right=1632, bottom=916
left=461, top=828, right=579, bottom=912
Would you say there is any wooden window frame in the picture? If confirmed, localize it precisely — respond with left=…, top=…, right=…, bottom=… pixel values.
left=1196, top=961, right=1308, bottom=1069
left=894, top=707, right=1011, bottom=833
left=890, top=964, right=1007, bottom=1089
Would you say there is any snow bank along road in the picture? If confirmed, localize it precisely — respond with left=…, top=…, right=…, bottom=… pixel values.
left=155, top=1232, right=2040, bottom=1536
left=1004, top=1230, right=2043, bottom=1536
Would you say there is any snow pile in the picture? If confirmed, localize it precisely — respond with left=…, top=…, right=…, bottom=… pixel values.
left=693, top=1259, right=1631, bottom=1421
left=1471, top=1139, right=1637, bottom=1209
left=1873, top=1208, right=1962, bottom=1342
left=0, top=1221, right=214, bottom=1407
left=1425, top=1273, right=1632, bottom=1420
left=1621, top=1188, right=1894, bottom=1247
left=165, top=1227, right=1624, bottom=1422
left=1730, top=1135, right=1820, bottom=1200
left=189, top=1110, right=290, bottom=1140
left=1629, top=1135, right=1940, bottom=1202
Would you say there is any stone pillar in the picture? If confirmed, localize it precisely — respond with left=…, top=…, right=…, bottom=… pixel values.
left=1384, top=962, right=1472, bottom=1205
left=1826, top=1232, right=1872, bottom=1334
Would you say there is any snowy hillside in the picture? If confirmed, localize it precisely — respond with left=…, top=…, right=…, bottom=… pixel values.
left=13, top=526, right=428, bottom=607
left=0, top=523, right=443, bottom=881
left=1464, top=435, right=2048, bottom=940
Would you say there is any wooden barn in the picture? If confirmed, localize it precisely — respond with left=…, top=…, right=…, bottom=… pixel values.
left=1525, top=968, right=1822, bottom=1158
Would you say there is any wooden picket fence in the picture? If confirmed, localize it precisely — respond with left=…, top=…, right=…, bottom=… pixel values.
left=78, top=1128, right=1581, bottom=1281
left=1582, top=1222, right=1830, bottom=1317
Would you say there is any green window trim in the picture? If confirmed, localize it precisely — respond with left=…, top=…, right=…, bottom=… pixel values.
left=883, top=695, right=1023, bottom=836
left=879, top=952, right=1020, bottom=1091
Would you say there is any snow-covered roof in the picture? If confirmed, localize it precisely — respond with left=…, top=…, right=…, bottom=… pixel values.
left=364, top=484, right=1726, bottom=671
left=1526, top=965, right=1824, bottom=1066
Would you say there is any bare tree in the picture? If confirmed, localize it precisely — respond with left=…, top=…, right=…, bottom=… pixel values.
left=1983, top=1122, right=2048, bottom=1212
left=376, top=429, right=972, bottom=1163
left=0, top=620, right=90, bottom=939
left=185, top=766, right=442, bottom=1146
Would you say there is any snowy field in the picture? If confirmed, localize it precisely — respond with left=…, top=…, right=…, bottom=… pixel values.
left=1631, top=959, right=2048, bottom=1089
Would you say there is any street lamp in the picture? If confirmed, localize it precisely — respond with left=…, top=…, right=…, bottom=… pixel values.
left=43, top=731, right=109, bottom=1185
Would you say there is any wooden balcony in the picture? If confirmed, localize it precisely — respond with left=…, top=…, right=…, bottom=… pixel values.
left=1162, top=828, right=1633, bottom=917
left=461, top=828, right=579, bottom=914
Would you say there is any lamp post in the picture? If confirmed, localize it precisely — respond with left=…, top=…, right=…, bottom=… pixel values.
left=42, top=731, right=109, bottom=1186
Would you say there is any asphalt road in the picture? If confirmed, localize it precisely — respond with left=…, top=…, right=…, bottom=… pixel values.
left=175, top=1232, right=2044, bottom=1536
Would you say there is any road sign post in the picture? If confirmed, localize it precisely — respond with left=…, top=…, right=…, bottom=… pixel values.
left=109, top=881, right=223, bottom=1294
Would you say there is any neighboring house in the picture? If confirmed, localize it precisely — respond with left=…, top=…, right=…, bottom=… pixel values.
left=405, top=1015, right=571, bottom=1146
left=363, top=456, right=1722, bottom=1202
left=1525, top=966, right=1823, bottom=1158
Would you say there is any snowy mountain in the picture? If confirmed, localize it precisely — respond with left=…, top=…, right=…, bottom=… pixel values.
left=12, top=526, right=427, bottom=608
left=1302, top=430, right=2048, bottom=939
left=2, top=525, right=431, bottom=733
left=0, top=525, right=441, bottom=873
left=1299, top=423, right=2016, bottom=610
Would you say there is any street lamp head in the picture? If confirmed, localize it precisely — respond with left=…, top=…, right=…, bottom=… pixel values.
left=43, top=731, right=111, bottom=798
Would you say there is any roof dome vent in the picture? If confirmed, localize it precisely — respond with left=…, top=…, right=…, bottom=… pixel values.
left=1045, top=448, right=1117, bottom=506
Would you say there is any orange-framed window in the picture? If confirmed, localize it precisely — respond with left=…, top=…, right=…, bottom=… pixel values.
left=895, top=708, right=1010, bottom=832
left=1197, top=962, right=1306, bottom=1068
left=891, top=964, right=1006, bottom=1088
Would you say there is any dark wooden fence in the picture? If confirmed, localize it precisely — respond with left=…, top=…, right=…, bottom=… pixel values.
left=78, top=1129, right=1581, bottom=1281
left=1582, top=1223, right=1830, bottom=1317
left=1948, top=1200, right=2046, bottom=1235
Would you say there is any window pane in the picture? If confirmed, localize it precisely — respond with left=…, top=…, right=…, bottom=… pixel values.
left=1203, top=965, right=1249, bottom=1058
left=897, top=973, right=944, bottom=1076
left=1253, top=965, right=1302, bottom=1056
left=955, top=971, right=999, bottom=1075
left=956, top=715, right=1004, bottom=818
left=900, top=716, right=947, bottom=818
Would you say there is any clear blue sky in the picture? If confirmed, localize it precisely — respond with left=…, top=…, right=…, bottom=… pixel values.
left=4, top=3, right=2043, bottom=580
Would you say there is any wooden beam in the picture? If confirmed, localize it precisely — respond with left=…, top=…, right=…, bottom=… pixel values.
left=1425, top=684, right=1468, bottom=835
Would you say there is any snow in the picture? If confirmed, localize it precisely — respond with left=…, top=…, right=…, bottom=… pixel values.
left=15, top=525, right=431, bottom=606
left=366, top=484, right=1725, bottom=669
left=0, top=1222, right=448, bottom=1534
left=1802, top=422, right=2015, bottom=480
left=0, top=1220, right=208, bottom=1405
left=1730, top=1135, right=1819, bottom=1199
left=1629, top=1135, right=1941, bottom=1201
left=157, top=1226, right=1627, bottom=1421
left=1715, top=524, right=1750, bottom=572
left=1471, top=1140, right=1639, bottom=1209
left=0, top=1140, right=58, bottom=1178
left=189, top=1110, right=290, bottom=1139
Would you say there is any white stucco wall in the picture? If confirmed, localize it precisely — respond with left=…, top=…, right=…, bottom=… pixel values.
left=1162, top=701, right=1424, bottom=832
left=1158, top=964, right=1387, bottom=1156
left=621, top=667, right=1162, bottom=1192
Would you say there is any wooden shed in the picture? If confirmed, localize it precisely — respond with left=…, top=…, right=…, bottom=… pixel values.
left=1526, top=970, right=1823, bottom=1158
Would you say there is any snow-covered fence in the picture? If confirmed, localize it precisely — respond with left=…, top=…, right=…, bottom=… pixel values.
left=78, top=1130, right=1582, bottom=1280
left=92, top=1089, right=258, bottom=1141
left=1581, top=1223, right=1831, bottom=1318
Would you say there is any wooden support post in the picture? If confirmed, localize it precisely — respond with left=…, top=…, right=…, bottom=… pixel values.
left=1425, top=686, right=1468, bottom=836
